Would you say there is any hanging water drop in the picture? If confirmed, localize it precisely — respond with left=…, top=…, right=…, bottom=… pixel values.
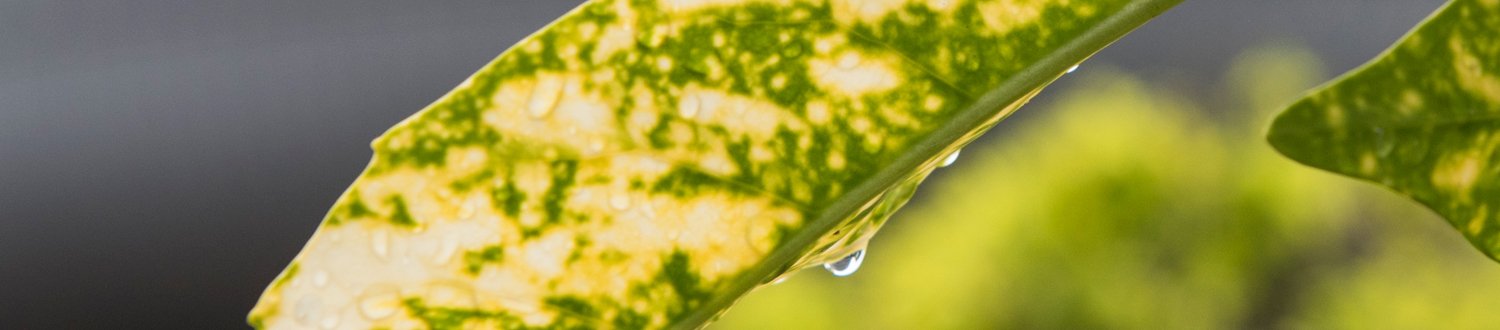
left=823, top=249, right=866, bottom=277
left=1066, top=64, right=1080, bottom=74
left=940, top=149, right=961, bottom=168
left=526, top=78, right=564, bottom=118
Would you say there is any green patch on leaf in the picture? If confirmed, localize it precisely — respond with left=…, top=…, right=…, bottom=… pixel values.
left=1268, top=0, right=1500, bottom=260
left=250, top=0, right=1180, bottom=328
left=462, top=245, right=506, bottom=275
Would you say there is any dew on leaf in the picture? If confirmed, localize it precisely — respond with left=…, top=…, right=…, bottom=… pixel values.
left=823, top=249, right=866, bottom=277
left=527, top=77, right=564, bottom=118
left=318, top=314, right=340, bottom=330
left=431, top=239, right=459, bottom=266
left=293, top=295, right=323, bottom=326
left=357, top=285, right=401, bottom=321
left=941, top=149, right=961, bottom=168
left=837, top=53, right=862, bottom=69
left=312, top=269, right=329, bottom=288
left=371, top=229, right=391, bottom=261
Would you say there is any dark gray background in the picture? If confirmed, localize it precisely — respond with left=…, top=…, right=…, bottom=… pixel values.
left=0, top=1, right=1445, bottom=328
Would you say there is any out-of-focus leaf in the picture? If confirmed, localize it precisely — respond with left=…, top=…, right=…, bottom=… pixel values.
left=249, top=0, right=1179, bottom=328
left=1267, top=0, right=1500, bottom=260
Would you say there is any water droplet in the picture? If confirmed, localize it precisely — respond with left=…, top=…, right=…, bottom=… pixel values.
left=837, top=54, right=861, bottom=69
left=940, top=149, right=961, bottom=167
left=319, top=314, right=341, bottom=329
left=293, top=295, right=323, bottom=326
left=357, top=285, right=401, bottom=321
left=527, top=78, right=563, bottom=118
left=679, top=95, right=701, bottom=119
left=1066, top=64, right=1080, bottom=74
left=431, top=239, right=458, bottom=266
left=823, top=249, right=865, bottom=277
left=609, top=192, right=632, bottom=211
left=371, top=230, right=390, bottom=260
left=312, top=270, right=329, bottom=288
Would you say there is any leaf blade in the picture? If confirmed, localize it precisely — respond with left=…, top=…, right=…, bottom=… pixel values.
left=1268, top=0, right=1500, bottom=260
left=251, top=0, right=1181, bottom=328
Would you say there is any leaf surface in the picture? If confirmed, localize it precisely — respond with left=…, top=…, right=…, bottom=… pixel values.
left=250, top=0, right=1179, bottom=328
left=1268, top=0, right=1500, bottom=260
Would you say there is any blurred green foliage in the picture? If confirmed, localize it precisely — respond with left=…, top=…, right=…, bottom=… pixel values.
left=710, top=45, right=1500, bottom=329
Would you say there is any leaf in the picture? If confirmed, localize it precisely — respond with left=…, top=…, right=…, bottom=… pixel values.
left=249, top=0, right=1180, bottom=328
left=1267, top=0, right=1500, bottom=260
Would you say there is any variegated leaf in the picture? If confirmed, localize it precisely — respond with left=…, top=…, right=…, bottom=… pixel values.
left=1268, top=0, right=1500, bottom=260
left=250, top=0, right=1179, bottom=328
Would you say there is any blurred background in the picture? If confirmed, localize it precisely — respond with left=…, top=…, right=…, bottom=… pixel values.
left=3, top=0, right=1492, bottom=328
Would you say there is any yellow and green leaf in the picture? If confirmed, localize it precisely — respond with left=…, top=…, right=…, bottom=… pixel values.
left=250, top=0, right=1179, bottom=328
left=1268, top=0, right=1500, bottom=260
